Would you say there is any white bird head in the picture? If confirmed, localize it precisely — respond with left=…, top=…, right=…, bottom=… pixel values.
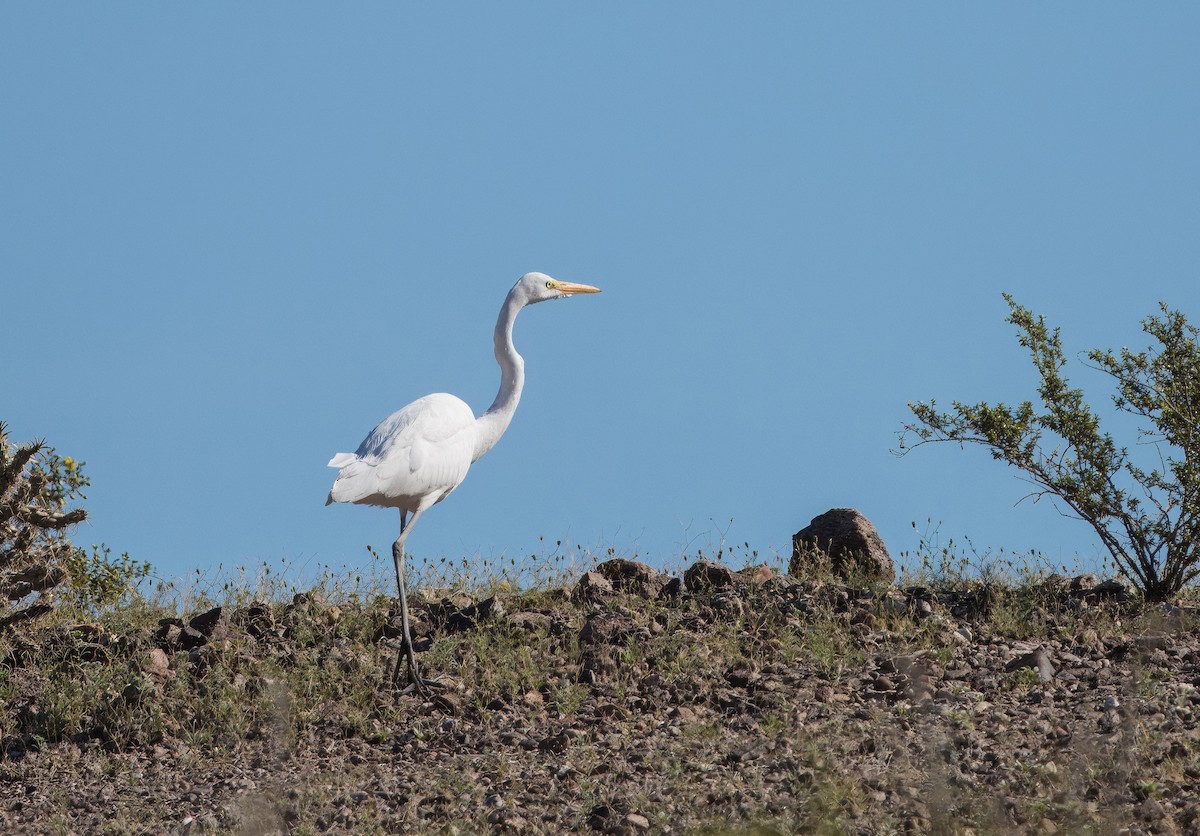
left=512, top=272, right=602, bottom=306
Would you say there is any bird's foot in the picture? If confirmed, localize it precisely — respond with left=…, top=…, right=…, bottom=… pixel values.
left=385, top=654, right=445, bottom=696
left=397, top=675, right=446, bottom=696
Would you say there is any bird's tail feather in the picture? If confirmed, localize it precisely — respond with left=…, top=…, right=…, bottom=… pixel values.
left=326, top=452, right=360, bottom=505
left=327, top=452, right=357, bottom=468
left=326, top=455, right=377, bottom=505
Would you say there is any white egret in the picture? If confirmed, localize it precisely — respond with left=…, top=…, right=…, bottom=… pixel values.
left=326, top=272, right=601, bottom=692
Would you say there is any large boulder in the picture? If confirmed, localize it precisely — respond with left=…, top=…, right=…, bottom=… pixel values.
left=790, top=508, right=894, bottom=583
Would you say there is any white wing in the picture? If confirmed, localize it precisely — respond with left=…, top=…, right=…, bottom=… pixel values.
left=327, top=393, right=477, bottom=510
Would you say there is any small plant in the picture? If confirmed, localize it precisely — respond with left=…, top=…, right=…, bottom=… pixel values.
left=900, top=297, right=1200, bottom=602
left=63, top=544, right=152, bottom=615
left=1008, top=665, right=1042, bottom=694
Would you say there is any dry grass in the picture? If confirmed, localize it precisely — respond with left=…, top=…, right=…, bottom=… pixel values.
left=2, top=542, right=1199, bottom=833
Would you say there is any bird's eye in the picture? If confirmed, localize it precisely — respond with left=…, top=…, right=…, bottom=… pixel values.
left=545, top=281, right=554, bottom=289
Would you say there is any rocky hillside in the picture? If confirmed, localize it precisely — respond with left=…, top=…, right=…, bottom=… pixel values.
left=2, top=556, right=1199, bottom=834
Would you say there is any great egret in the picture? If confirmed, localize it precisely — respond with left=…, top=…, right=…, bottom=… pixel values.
left=326, top=272, right=601, bottom=692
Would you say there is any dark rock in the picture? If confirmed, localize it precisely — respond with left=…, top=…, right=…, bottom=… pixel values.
left=657, top=577, right=683, bottom=599
left=790, top=508, right=894, bottom=583
left=154, top=618, right=184, bottom=649
left=1070, top=573, right=1099, bottom=592
left=232, top=602, right=275, bottom=639
left=737, top=564, right=775, bottom=586
left=579, top=613, right=636, bottom=647
left=428, top=595, right=500, bottom=633
left=1006, top=646, right=1056, bottom=684
left=684, top=561, right=737, bottom=593
left=188, top=607, right=228, bottom=640
left=142, top=648, right=172, bottom=678
left=1087, top=578, right=1131, bottom=603
left=578, top=613, right=641, bottom=685
left=573, top=571, right=615, bottom=602
left=725, top=663, right=755, bottom=689
left=178, top=626, right=208, bottom=651
left=538, top=731, right=571, bottom=753
left=507, top=611, right=553, bottom=632
left=595, top=558, right=661, bottom=595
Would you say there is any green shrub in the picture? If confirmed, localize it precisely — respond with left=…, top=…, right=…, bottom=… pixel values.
left=0, top=422, right=148, bottom=626
left=900, top=296, right=1200, bottom=602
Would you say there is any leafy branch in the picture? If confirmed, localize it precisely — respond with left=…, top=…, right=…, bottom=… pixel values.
left=899, top=296, right=1200, bottom=602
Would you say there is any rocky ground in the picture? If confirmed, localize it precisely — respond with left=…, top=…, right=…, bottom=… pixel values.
left=3, top=557, right=1200, bottom=834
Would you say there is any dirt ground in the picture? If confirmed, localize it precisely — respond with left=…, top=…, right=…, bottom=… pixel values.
left=3, top=560, right=1199, bottom=834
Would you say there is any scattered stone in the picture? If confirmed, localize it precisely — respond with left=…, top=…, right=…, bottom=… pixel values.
left=7, top=551, right=1200, bottom=833
left=624, top=812, right=651, bottom=830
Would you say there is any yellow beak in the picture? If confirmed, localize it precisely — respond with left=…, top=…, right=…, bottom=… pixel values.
left=554, top=281, right=601, bottom=297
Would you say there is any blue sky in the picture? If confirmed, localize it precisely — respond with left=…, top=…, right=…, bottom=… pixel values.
left=4, top=5, right=1198, bottom=586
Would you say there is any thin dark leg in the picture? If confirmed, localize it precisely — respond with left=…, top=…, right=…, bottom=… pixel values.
left=388, top=509, right=441, bottom=694
left=391, top=537, right=424, bottom=690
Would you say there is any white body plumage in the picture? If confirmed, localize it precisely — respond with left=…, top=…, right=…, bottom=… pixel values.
left=326, top=392, right=476, bottom=513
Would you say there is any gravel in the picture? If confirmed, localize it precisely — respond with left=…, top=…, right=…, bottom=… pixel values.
left=2, top=561, right=1199, bottom=833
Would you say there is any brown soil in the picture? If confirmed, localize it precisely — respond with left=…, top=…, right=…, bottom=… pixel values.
left=2, top=560, right=1198, bottom=834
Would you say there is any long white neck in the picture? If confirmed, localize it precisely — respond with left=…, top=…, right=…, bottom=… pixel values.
left=472, top=291, right=526, bottom=462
